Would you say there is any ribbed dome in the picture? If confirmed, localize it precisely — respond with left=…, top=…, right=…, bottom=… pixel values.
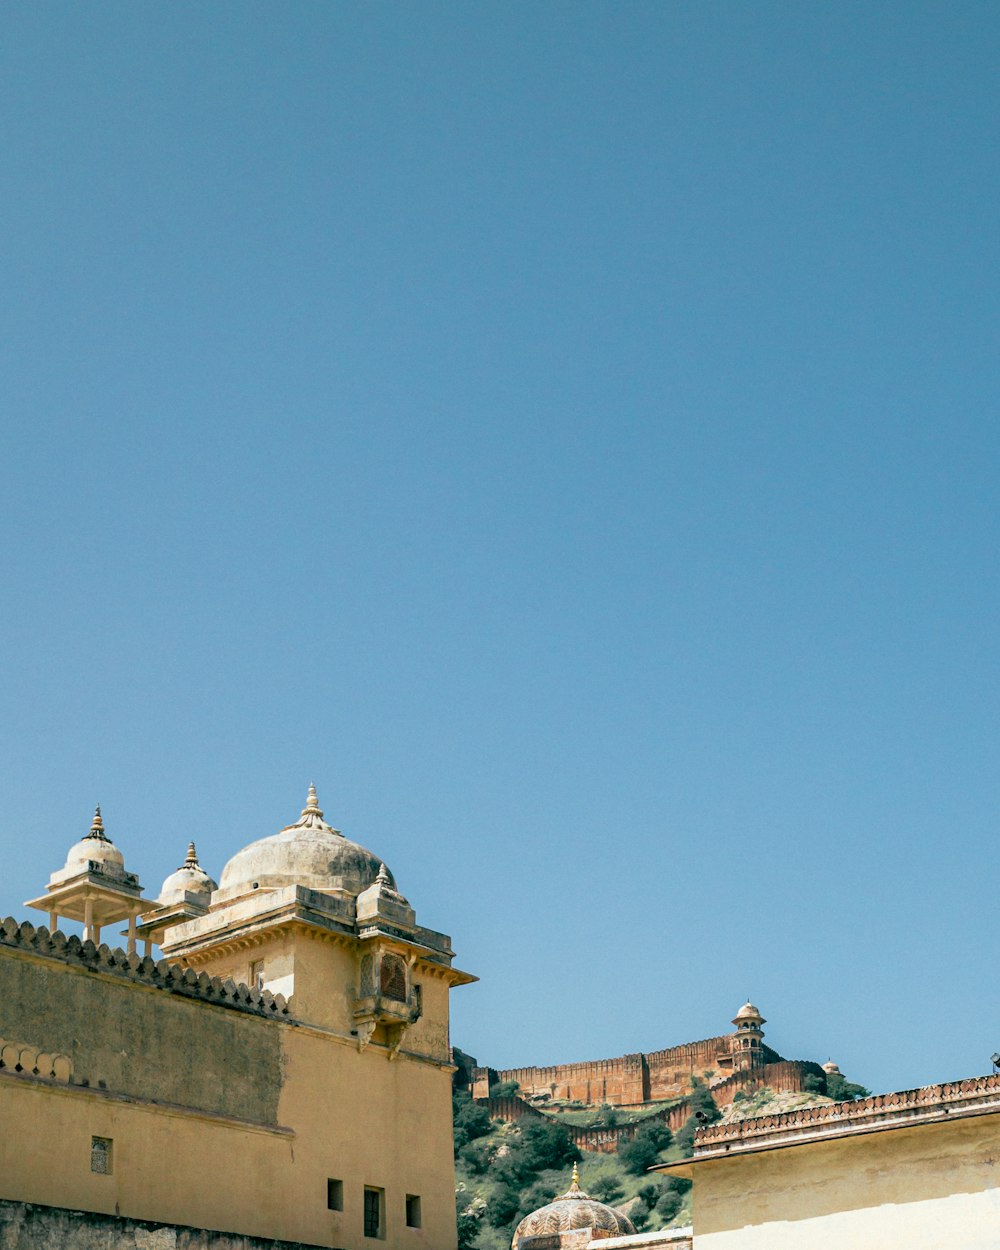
left=733, top=1001, right=764, bottom=1023
left=217, top=786, right=392, bottom=900
left=63, top=807, right=125, bottom=874
left=158, top=843, right=217, bottom=906
left=511, top=1166, right=636, bottom=1248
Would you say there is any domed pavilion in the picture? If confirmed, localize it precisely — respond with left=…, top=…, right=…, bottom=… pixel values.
left=158, top=784, right=474, bottom=1052
left=512, top=1164, right=637, bottom=1249
left=25, top=805, right=151, bottom=953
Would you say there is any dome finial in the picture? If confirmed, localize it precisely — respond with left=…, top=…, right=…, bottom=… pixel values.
left=303, top=782, right=323, bottom=817
left=87, top=805, right=108, bottom=841
left=570, top=1162, right=581, bottom=1191
left=376, top=861, right=391, bottom=885
left=183, top=841, right=199, bottom=869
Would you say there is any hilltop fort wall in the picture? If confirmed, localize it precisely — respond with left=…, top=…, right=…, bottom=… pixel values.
left=473, top=1038, right=792, bottom=1107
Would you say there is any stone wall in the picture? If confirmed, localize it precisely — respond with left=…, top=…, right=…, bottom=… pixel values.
left=0, top=1201, right=329, bottom=1250
left=481, top=1060, right=823, bottom=1154
left=479, top=1035, right=784, bottom=1108
left=0, top=919, right=286, bottom=1125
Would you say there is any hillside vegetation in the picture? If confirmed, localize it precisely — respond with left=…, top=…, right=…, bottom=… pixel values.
left=452, top=1083, right=718, bottom=1250
left=454, top=1072, right=871, bottom=1250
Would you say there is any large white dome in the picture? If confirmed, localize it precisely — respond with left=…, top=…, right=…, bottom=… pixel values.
left=216, top=785, right=393, bottom=900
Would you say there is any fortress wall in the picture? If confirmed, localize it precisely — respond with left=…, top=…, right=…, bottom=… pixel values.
left=497, top=1036, right=744, bottom=1107
left=0, top=922, right=285, bottom=1125
left=706, top=1060, right=820, bottom=1109
left=495, top=1054, right=648, bottom=1106
left=646, top=1037, right=733, bottom=1100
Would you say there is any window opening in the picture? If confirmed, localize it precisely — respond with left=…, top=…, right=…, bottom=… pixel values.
left=90, top=1136, right=113, bottom=1174
left=380, top=953, right=406, bottom=1002
left=405, top=1194, right=422, bottom=1228
left=327, top=1178, right=344, bottom=1211
left=364, top=1186, right=384, bottom=1239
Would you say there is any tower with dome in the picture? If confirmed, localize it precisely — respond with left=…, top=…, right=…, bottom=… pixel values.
left=3, top=785, right=474, bottom=1249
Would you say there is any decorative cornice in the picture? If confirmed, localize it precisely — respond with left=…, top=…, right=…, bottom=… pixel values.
left=687, top=1073, right=1000, bottom=1160
left=0, top=917, right=291, bottom=1020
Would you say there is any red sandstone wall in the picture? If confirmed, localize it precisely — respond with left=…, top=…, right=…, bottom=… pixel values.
left=497, top=1054, right=648, bottom=1106
left=496, top=1036, right=738, bottom=1107
left=479, top=1059, right=819, bottom=1152
left=645, top=1038, right=732, bottom=1100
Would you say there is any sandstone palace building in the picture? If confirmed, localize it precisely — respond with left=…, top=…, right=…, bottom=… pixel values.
left=0, top=787, right=475, bottom=1249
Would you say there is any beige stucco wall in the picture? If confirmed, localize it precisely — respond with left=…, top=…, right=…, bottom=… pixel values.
left=691, top=1113, right=1000, bottom=1250
left=0, top=945, right=283, bottom=1123
left=0, top=934, right=460, bottom=1250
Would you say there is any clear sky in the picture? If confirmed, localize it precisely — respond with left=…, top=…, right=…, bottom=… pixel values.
left=1, top=3, right=998, bottom=1097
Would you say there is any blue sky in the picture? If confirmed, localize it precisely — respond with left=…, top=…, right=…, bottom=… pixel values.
left=1, top=3, right=998, bottom=1096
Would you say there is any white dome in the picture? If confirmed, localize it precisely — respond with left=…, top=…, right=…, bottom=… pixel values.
left=216, top=786, right=392, bottom=901
left=63, top=807, right=125, bottom=874
left=158, top=842, right=216, bottom=906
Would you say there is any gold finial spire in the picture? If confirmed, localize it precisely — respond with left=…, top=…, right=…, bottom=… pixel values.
left=571, top=1162, right=580, bottom=1189
left=86, top=805, right=108, bottom=840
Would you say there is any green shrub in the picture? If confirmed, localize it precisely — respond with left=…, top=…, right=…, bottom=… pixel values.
left=458, top=1136, right=494, bottom=1175
left=588, top=1174, right=624, bottom=1203
left=486, top=1180, right=522, bottom=1228
left=456, top=1196, right=481, bottom=1250
left=619, top=1122, right=672, bottom=1175
left=517, top=1119, right=580, bottom=1173
left=490, top=1079, right=521, bottom=1098
left=452, top=1091, right=492, bottom=1154
left=656, top=1190, right=683, bottom=1221
left=637, top=1182, right=661, bottom=1209
left=826, top=1072, right=870, bottom=1102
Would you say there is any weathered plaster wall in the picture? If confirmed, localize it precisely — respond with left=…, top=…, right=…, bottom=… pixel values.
left=692, top=1113, right=1000, bottom=1250
left=0, top=1201, right=323, bottom=1250
left=0, top=945, right=282, bottom=1124
left=278, top=1024, right=457, bottom=1249
left=0, top=928, right=460, bottom=1250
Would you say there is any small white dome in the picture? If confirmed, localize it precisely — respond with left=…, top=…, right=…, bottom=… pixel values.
left=158, top=843, right=216, bottom=906
left=63, top=807, right=125, bottom=874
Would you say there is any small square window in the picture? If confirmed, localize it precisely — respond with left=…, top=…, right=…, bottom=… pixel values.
left=327, top=1178, right=344, bottom=1211
left=405, top=1194, right=422, bottom=1229
left=364, top=1186, right=385, bottom=1239
left=90, top=1136, right=113, bottom=1175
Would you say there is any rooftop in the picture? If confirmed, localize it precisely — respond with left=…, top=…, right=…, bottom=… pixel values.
left=659, top=1073, right=1000, bottom=1171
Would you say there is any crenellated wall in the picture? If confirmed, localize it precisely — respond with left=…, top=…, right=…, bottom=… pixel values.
left=480, top=1058, right=825, bottom=1153
left=0, top=918, right=286, bottom=1125
left=477, top=1033, right=786, bottom=1108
